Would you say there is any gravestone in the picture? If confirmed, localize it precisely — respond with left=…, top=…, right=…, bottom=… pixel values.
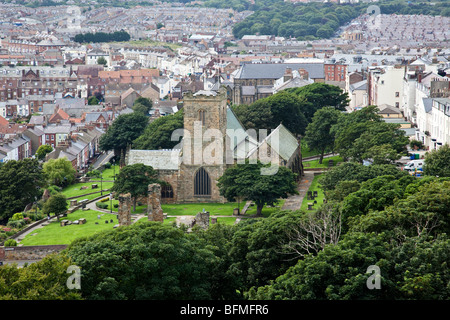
left=147, top=183, right=164, bottom=222
left=118, top=193, right=132, bottom=226
left=70, top=200, right=78, bottom=207
left=211, top=217, right=218, bottom=224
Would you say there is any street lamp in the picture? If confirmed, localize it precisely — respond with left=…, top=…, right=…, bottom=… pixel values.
left=113, top=158, right=116, bottom=181
left=100, top=168, right=103, bottom=196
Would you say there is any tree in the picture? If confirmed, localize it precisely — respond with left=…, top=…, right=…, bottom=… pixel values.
left=97, top=57, right=107, bottom=67
left=133, top=109, right=183, bottom=150
left=35, top=144, right=53, bottom=160
left=0, top=254, right=82, bottom=300
left=87, top=96, right=99, bottom=105
left=42, top=193, right=68, bottom=221
left=286, top=82, right=349, bottom=122
left=318, top=162, right=409, bottom=191
left=233, top=91, right=308, bottom=136
left=99, top=112, right=149, bottom=162
left=217, top=160, right=298, bottom=216
left=304, top=107, right=341, bottom=164
left=283, top=202, right=342, bottom=258
left=132, top=97, right=153, bottom=116
left=423, top=144, right=450, bottom=177
left=111, top=163, right=160, bottom=212
left=66, top=222, right=224, bottom=300
left=134, top=96, right=152, bottom=110
left=0, top=158, right=46, bottom=222
left=42, top=157, right=76, bottom=187
left=332, top=106, right=408, bottom=163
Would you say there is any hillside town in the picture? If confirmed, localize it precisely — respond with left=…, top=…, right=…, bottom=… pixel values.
left=0, top=0, right=450, bottom=307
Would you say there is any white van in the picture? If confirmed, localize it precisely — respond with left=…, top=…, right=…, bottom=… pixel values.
left=403, top=160, right=424, bottom=171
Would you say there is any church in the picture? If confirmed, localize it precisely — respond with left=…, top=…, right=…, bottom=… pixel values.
left=125, top=87, right=303, bottom=204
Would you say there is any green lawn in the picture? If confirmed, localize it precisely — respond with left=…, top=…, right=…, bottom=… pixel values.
left=300, top=175, right=325, bottom=212
left=303, top=155, right=343, bottom=168
left=97, top=165, right=120, bottom=180
left=301, top=140, right=321, bottom=158
left=243, top=199, right=286, bottom=217
left=61, top=181, right=114, bottom=199
left=19, top=209, right=120, bottom=246
left=19, top=199, right=281, bottom=245
left=161, top=202, right=239, bottom=216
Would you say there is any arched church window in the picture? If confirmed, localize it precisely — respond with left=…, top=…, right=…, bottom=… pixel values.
left=194, top=167, right=211, bottom=196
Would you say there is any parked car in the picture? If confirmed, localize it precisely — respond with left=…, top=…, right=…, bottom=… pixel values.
left=403, top=159, right=424, bottom=171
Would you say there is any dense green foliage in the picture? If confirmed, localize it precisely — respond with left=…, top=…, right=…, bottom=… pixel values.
left=111, top=163, right=161, bottom=211
left=231, top=0, right=450, bottom=39
left=232, top=91, right=308, bottom=136
left=0, top=159, right=45, bottom=222
left=248, top=175, right=450, bottom=300
left=332, top=105, right=409, bottom=163
left=132, top=97, right=153, bottom=116
left=217, top=160, right=298, bottom=216
left=66, top=222, right=225, bottom=300
left=0, top=254, right=82, bottom=300
left=423, top=144, right=450, bottom=177
left=42, top=157, right=76, bottom=187
left=35, top=144, right=53, bottom=161
left=99, top=112, right=149, bottom=159
left=304, top=107, right=341, bottom=164
left=42, top=193, right=68, bottom=221
left=74, top=31, right=130, bottom=43
left=133, top=109, right=184, bottom=150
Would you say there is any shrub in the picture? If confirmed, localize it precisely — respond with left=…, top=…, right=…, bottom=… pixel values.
left=103, top=162, right=112, bottom=169
left=100, top=197, right=109, bottom=203
left=47, top=185, right=62, bottom=195
left=96, top=202, right=108, bottom=209
left=4, top=239, right=17, bottom=247
left=114, top=204, right=119, bottom=208
left=7, top=220, right=26, bottom=229
left=10, top=212, right=24, bottom=221
left=410, top=139, right=424, bottom=150
left=86, top=170, right=101, bottom=178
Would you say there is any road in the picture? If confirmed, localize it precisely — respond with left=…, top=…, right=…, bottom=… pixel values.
left=92, top=150, right=114, bottom=169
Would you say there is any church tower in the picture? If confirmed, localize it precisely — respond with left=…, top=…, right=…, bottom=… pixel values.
left=177, top=87, right=229, bottom=203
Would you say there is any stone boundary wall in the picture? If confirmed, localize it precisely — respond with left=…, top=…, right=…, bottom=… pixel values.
left=0, top=245, right=67, bottom=262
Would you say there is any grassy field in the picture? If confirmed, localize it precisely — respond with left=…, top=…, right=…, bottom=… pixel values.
left=303, top=155, right=343, bottom=169
left=300, top=175, right=325, bottom=212
left=19, top=209, right=120, bottom=246
left=161, top=202, right=239, bottom=216
left=244, top=199, right=286, bottom=217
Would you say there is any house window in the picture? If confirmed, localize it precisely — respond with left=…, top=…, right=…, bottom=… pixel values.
left=395, top=92, right=399, bottom=97
left=194, top=167, right=211, bottom=196
left=198, top=109, right=206, bottom=125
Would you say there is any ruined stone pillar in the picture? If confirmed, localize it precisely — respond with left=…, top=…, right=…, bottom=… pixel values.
left=118, top=193, right=131, bottom=226
left=148, top=183, right=164, bottom=222
left=194, top=211, right=210, bottom=230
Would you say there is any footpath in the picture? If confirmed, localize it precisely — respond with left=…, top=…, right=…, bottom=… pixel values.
left=281, top=171, right=316, bottom=211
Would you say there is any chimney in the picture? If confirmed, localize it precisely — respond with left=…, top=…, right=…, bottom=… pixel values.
left=283, top=67, right=293, bottom=82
